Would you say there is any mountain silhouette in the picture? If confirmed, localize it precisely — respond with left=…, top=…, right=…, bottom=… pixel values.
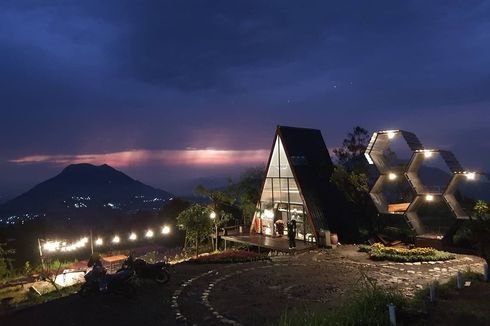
left=0, top=164, right=173, bottom=221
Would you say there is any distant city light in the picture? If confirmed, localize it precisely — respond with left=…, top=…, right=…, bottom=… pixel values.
left=129, top=232, right=137, bottom=241
left=145, top=229, right=154, bottom=238
left=161, top=225, right=171, bottom=235
left=388, top=173, right=397, bottom=181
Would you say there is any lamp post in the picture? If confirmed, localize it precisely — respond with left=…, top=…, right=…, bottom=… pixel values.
left=210, top=211, right=218, bottom=251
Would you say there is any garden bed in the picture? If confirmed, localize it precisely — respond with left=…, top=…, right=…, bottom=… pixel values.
left=187, top=250, right=270, bottom=264
left=359, top=243, right=455, bottom=262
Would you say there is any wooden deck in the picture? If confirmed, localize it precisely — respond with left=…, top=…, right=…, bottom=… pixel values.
left=221, top=234, right=317, bottom=252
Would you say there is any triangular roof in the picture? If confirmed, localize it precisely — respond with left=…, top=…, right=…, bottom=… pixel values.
left=261, top=126, right=336, bottom=234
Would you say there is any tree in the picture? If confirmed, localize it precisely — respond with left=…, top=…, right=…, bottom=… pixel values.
left=177, top=204, right=213, bottom=257
left=330, top=126, right=378, bottom=236
left=0, top=243, right=15, bottom=281
left=470, top=200, right=490, bottom=270
left=333, top=126, right=370, bottom=171
left=227, top=167, right=265, bottom=226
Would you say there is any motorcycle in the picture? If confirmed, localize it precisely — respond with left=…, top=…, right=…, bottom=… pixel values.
left=79, top=259, right=136, bottom=297
left=120, top=255, right=170, bottom=284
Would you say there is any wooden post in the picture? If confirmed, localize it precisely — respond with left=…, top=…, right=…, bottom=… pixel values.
left=90, top=230, right=94, bottom=255
left=456, top=272, right=463, bottom=289
left=37, top=238, right=46, bottom=271
left=484, top=262, right=488, bottom=282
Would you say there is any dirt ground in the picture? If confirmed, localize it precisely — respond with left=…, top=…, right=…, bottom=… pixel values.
left=0, top=246, right=486, bottom=326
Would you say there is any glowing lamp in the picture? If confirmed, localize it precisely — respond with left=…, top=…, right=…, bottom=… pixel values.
left=264, top=209, right=274, bottom=219
left=129, top=233, right=137, bottom=241
left=423, top=151, right=433, bottom=158
left=161, top=225, right=171, bottom=235
left=388, top=173, right=397, bottom=181
left=112, top=235, right=120, bottom=244
left=425, top=195, right=434, bottom=202
left=209, top=211, right=216, bottom=219
left=95, top=238, right=103, bottom=246
left=145, top=229, right=154, bottom=238
left=43, top=241, right=60, bottom=252
left=387, top=131, right=396, bottom=139
left=465, top=172, right=476, bottom=180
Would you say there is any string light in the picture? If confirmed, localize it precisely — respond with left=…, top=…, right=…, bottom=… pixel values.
left=388, top=173, right=397, bottom=180
left=40, top=223, right=173, bottom=255
left=161, top=225, right=171, bottom=235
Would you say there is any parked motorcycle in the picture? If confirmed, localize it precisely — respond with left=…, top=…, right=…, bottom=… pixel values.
left=79, top=255, right=136, bottom=297
left=120, top=255, right=170, bottom=284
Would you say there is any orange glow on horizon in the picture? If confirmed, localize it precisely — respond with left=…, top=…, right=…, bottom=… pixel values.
left=10, top=148, right=269, bottom=168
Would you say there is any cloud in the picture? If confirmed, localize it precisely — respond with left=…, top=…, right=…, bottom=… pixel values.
left=9, top=148, right=270, bottom=168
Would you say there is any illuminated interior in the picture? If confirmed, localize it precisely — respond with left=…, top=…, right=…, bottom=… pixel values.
left=255, top=136, right=314, bottom=241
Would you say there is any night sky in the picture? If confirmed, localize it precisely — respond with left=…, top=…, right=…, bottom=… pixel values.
left=1, top=1, right=489, bottom=196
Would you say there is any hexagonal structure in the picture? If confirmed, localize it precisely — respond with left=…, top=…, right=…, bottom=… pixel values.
left=444, top=172, right=481, bottom=220
left=366, top=130, right=423, bottom=215
left=406, top=149, right=463, bottom=195
left=366, top=129, right=480, bottom=244
left=365, top=130, right=424, bottom=174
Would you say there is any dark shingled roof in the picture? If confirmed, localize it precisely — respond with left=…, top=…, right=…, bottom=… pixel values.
left=276, top=126, right=347, bottom=235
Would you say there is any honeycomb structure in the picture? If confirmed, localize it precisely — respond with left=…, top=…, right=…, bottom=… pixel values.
left=365, top=130, right=479, bottom=240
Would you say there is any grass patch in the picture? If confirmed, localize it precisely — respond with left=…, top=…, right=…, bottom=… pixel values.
left=359, top=243, right=455, bottom=262
left=278, top=274, right=407, bottom=326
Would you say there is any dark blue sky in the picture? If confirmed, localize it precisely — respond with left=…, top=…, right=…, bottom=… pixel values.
left=1, top=1, right=489, bottom=195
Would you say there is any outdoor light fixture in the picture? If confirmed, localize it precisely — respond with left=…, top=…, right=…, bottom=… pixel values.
left=129, top=232, right=137, bottom=241
left=264, top=209, right=274, bottom=219
left=145, top=229, right=154, bottom=238
left=43, top=241, right=60, bottom=252
left=112, top=235, right=120, bottom=244
left=388, top=173, right=397, bottom=180
left=387, top=131, right=396, bottom=139
left=465, top=172, right=476, bottom=180
left=161, top=225, right=171, bottom=235
left=209, top=211, right=216, bottom=219
left=95, top=238, right=103, bottom=246
left=423, top=151, right=433, bottom=158
left=425, top=195, right=434, bottom=202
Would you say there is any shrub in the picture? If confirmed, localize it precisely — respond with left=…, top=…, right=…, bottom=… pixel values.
left=279, top=274, right=407, bottom=326
left=359, top=243, right=455, bottom=262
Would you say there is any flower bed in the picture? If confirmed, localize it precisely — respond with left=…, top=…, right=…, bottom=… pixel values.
left=359, top=243, right=455, bottom=262
left=187, top=250, right=270, bottom=264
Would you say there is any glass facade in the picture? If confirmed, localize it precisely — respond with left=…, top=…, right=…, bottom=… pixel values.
left=256, top=137, right=315, bottom=242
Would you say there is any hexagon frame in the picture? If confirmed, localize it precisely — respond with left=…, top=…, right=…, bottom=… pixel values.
left=365, top=129, right=479, bottom=242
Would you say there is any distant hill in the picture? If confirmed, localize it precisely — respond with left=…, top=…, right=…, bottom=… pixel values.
left=0, top=163, right=173, bottom=224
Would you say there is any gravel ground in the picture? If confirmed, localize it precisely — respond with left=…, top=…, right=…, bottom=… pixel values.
left=0, top=246, right=484, bottom=326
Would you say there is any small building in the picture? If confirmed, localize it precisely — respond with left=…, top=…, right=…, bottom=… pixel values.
left=247, top=126, right=346, bottom=246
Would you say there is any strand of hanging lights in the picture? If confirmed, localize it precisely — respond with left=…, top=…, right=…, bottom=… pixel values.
left=41, top=224, right=172, bottom=253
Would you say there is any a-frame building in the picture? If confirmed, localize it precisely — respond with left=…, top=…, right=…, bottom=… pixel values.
left=250, top=126, right=341, bottom=243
